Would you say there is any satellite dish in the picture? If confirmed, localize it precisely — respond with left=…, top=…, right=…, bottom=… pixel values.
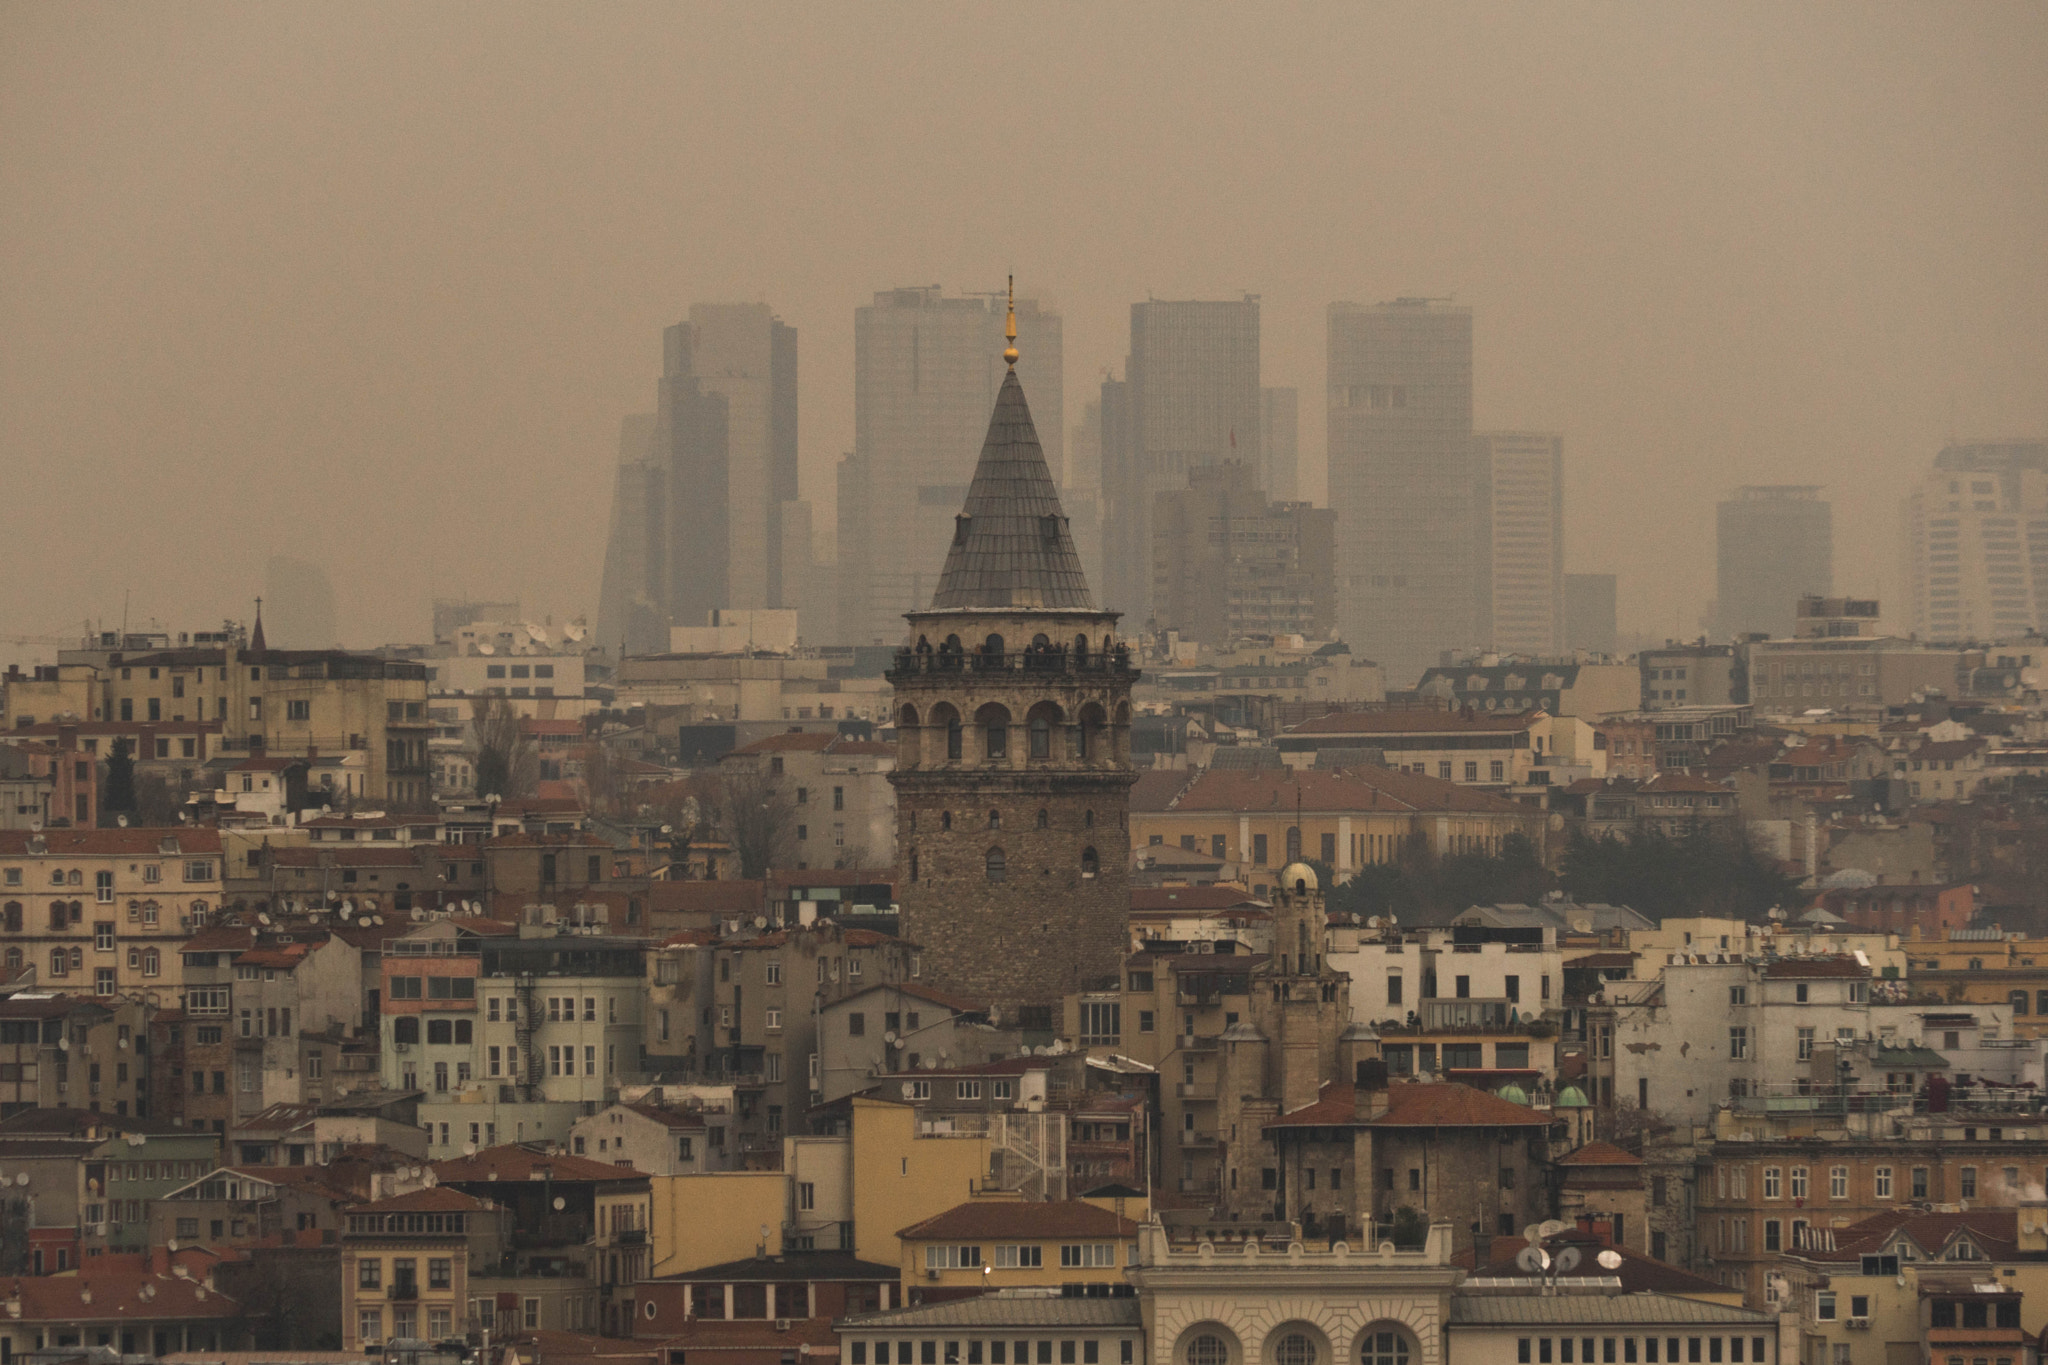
left=258, top=913, right=271, bottom=926
left=1538, top=1219, right=1569, bottom=1238
left=552, top=1196, right=566, bottom=1212
left=1597, top=1249, right=1624, bottom=1271
left=411, top=909, right=424, bottom=921
left=920, top=1056, right=937, bottom=1070
left=883, top=1031, right=898, bottom=1045
left=754, top=916, right=768, bottom=930
left=1553, top=1246, right=1583, bottom=1274
left=167, top=1239, right=178, bottom=1252
left=57, top=1038, right=69, bottom=1053
left=464, top=1142, right=477, bottom=1156
left=12, top=1173, right=24, bottom=1187
left=374, top=915, right=384, bottom=925
left=340, top=900, right=354, bottom=915
left=1515, top=1245, right=1550, bottom=1274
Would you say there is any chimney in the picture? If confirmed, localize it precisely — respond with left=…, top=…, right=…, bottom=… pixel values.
left=1352, top=1057, right=1391, bottom=1122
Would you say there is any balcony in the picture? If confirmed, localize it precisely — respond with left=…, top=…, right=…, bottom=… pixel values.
left=614, top=1228, right=646, bottom=1245
left=1180, top=1033, right=1220, bottom=1052
left=387, top=1281, right=418, bottom=1302
left=1178, top=1129, right=1218, bottom=1148
left=1174, top=1082, right=1209, bottom=1100
left=889, top=647, right=1137, bottom=682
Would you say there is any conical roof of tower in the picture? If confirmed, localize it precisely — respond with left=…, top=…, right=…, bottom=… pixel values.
left=926, top=369, right=1097, bottom=612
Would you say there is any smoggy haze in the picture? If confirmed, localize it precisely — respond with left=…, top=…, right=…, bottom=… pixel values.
left=2, top=3, right=2044, bottom=654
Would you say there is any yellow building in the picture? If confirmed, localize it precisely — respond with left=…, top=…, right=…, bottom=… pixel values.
left=648, top=1170, right=792, bottom=1276
left=1130, top=766, right=1541, bottom=896
left=1904, top=925, right=2048, bottom=1038
left=0, top=827, right=221, bottom=994
left=95, top=640, right=432, bottom=805
left=897, top=1198, right=1139, bottom=1293
left=851, top=1096, right=995, bottom=1270
left=340, top=1187, right=489, bottom=1350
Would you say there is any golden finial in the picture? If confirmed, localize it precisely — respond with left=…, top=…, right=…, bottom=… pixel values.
left=1003, top=274, right=1019, bottom=367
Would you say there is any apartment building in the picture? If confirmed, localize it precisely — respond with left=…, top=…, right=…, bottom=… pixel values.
left=0, top=827, right=222, bottom=996
left=1328, top=922, right=1564, bottom=1085
left=896, top=1200, right=1140, bottom=1295
left=340, top=1187, right=495, bottom=1350
left=0, top=992, right=152, bottom=1119
left=725, top=731, right=898, bottom=870
left=378, top=919, right=648, bottom=1157
left=659, top=923, right=921, bottom=1152
left=1275, top=708, right=1602, bottom=788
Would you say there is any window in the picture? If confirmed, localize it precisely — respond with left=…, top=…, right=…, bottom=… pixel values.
left=1079, top=1001, right=1120, bottom=1045
left=986, top=847, right=1006, bottom=882
left=1763, top=1167, right=1781, bottom=1200
left=1185, top=1337, right=1229, bottom=1365
left=995, top=1245, right=1043, bottom=1268
left=1728, top=1027, right=1748, bottom=1059
left=1816, top=1293, right=1836, bottom=1322
left=1830, top=1166, right=1847, bottom=1200
left=1961, top=1167, right=1978, bottom=1199
left=1789, top=1168, right=1808, bottom=1200
left=1797, top=1027, right=1814, bottom=1061
left=1273, top=1335, right=1316, bottom=1365
left=1874, top=1166, right=1892, bottom=1199
left=1913, top=1167, right=1929, bottom=1199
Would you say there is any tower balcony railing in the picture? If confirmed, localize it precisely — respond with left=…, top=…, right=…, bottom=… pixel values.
left=889, top=646, right=1137, bottom=680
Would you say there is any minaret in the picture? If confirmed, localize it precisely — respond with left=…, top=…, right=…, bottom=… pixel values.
left=888, top=280, right=1138, bottom=1029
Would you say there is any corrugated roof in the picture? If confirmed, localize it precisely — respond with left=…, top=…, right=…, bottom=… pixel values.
left=1449, top=1292, right=1771, bottom=1326
left=923, top=369, right=1097, bottom=613
left=843, top=1298, right=1141, bottom=1329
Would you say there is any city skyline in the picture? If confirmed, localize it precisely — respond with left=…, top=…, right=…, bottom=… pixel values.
left=3, top=8, right=2040, bottom=655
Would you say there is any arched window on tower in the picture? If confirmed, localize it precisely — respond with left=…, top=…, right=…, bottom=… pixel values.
left=908, top=851, right=919, bottom=882
left=1030, top=714, right=1051, bottom=759
left=988, top=809, right=1001, bottom=831
left=1081, top=846, right=1099, bottom=877
left=1036, top=808, right=1049, bottom=830
left=1084, top=809, right=1095, bottom=829
left=985, top=847, right=1006, bottom=883
left=947, top=717, right=963, bottom=761
left=940, top=811, right=952, bottom=832
left=978, top=704, right=1010, bottom=761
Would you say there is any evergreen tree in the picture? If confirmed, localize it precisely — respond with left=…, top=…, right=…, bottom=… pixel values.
left=101, top=737, right=136, bottom=825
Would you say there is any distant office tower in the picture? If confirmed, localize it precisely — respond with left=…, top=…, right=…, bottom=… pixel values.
left=835, top=287, right=1061, bottom=644
left=1152, top=463, right=1334, bottom=644
left=1262, top=387, right=1300, bottom=503
left=1327, top=299, right=1476, bottom=685
left=1099, top=297, right=1262, bottom=618
left=1067, top=400, right=1106, bottom=594
left=263, top=556, right=339, bottom=649
left=777, top=498, right=837, bottom=644
left=596, top=307, right=798, bottom=653
left=1563, top=574, right=1619, bottom=655
left=595, top=414, right=668, bottom=656
left=1474, top=432, right=1565, bottom=656
left=1716, top=486, right=1832, bottom=639
left=1904, top=441, right=2048, bottom=641
left=662, top=304, right=798, bottom=621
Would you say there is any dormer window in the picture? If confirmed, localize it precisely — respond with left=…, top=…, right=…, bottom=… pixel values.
left=953, top=514, right=972, bottom=547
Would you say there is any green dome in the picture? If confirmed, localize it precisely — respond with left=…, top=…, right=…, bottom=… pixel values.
left=1497, top=1083, right=1530, bottom=1106
left=1555, top=1084, right=1591, bottom=1108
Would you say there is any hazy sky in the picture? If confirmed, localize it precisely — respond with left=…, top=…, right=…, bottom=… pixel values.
left=4, top=4, right=2044, bottom=658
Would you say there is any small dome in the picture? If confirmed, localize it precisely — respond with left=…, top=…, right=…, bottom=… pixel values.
left=1279, top=862, right=1319, bottom=894
left=1555, top=1084, right=1591, bottom=1108
left=1496, top=1083, right=1530, bottom=1106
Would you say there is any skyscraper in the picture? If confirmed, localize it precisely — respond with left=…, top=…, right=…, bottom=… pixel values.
left=1098, top=297, right=1262, bottom=618
left=595, top=306, right=798, bottom=655
left=1715, top=486, right=1832, bottom=639
left=1563, top=574, right=1619, bottom=655
left=1327, top=299, right=1476, bottom=685
left=1151, top=463, right=1335, bottom=645
left=594, top=413, right=666, bottom=656
left=1261, top=386, right=1300, bottom=503
left=836, top=287, right=1061, bottom=645
left=1474, top=431, right=1565, bottom=656
left=663, top=304, right=798, bottom=621
left=1904, top=441, right=2048, bottom=642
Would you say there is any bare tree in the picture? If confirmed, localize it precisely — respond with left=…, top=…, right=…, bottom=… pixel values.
left=717, top=759, right=798, bottom=878
left=471, top=695, right=537, bottom=800
left=579, top=739, right=623, bottom=816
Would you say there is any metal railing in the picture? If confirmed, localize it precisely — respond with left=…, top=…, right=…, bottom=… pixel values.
left=890, top=646, right=1137, bottom=679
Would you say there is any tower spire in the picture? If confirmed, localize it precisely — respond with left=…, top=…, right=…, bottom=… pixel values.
left=1003, top=275, right=1018, bottom=368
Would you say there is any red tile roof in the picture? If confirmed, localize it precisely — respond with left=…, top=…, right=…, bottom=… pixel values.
left=618, top=1103, right=707, bottom=1131
left=897, top=1199, right=1137, bottom=1241
left=1558, top=1140, right=1643, bottom=1167
left=8, top=1267, right=241, bottom=1324
left=181, top=927, right=258, bottom=954
left=0, top=828, right=222, bottom=856
left=1266, top=1081, right=1553, bottom=1131
left=431, top=1145, right=650, bottom=1185
left=1913, top=739, right=1987, bottom=761
left=1639, top=773, right=1735, bottom=795
left=1289, top=709, right=1541, bottom=735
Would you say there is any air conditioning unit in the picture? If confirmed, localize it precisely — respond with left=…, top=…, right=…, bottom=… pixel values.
left=925, top=1269, right=941, bottom=1281
left=776, top=1319, right=792, bottom=1332
left=1845, top=1318, right=1870, bottom=1331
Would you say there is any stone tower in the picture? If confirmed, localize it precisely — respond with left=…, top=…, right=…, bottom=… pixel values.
left=889, top=308, right=1136, bottom=1029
